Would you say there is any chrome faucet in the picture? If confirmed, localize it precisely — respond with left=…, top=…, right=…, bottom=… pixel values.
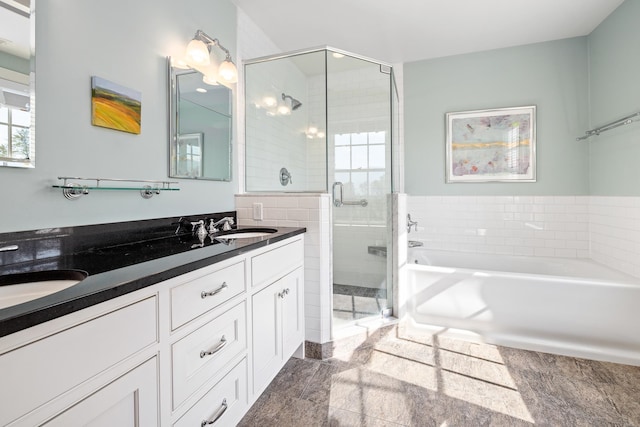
left=209, top=217, right=235, bottom=234
left=190, top=220, right=208, bottom=241
left=407, top=214, right=418, bottom=233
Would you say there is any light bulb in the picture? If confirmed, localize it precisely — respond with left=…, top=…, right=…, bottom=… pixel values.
left=317, top=131, right=326, bottom=138
left=185, top=38, right=210, bottom=66
left=218, top=59, right=238, bottom=83
left=307, top=125, right=318, bottom=134
left=196, top=87, right=207, bottom=93
left=332, top=52, right=345, bottom=59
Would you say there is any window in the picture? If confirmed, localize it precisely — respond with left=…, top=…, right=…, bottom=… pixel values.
left=334, top=131, right=386, bottom=198
left=0, top=106, right=30, bottom=160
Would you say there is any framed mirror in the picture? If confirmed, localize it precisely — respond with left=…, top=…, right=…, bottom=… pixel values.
left=0, top=0, right=34, bottom=168
left=168, top=57, right=232, bottom=181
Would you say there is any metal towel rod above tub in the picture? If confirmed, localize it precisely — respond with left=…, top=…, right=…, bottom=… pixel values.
left=576, top=111, right=640, bottom=141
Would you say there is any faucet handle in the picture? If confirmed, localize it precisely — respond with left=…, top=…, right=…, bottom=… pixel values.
left=190, top=220, right=205, bottom=234
left=222, top=218, right=235, bottom=231
left=208, top=219, right=217, bottom=234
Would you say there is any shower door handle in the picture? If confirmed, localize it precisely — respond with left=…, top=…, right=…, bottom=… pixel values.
left=332, top=182, right=344, bottom=207
left=332, top=182, right=368, bottom=207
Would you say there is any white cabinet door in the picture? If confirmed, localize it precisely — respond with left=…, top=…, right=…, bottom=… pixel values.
left=251, top=267, right=304, bottom=396
left=251, top=281, right=281, bottom=395
left=281, top=267, right=304, bottom=359
left=44, top=357, right=158, bottom=427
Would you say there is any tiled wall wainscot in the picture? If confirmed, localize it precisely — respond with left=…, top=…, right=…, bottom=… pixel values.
left=590, top=197, right=640, bottom=278
left=407, top=195, right=640, bottom=279
left=235, top=194, right=332, bottom=344
left=407, top=196, right=590, bottom=258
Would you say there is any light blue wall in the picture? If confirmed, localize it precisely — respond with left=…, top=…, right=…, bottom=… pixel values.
left=587, top=0, right=640, bottom=196
left=404, top=37, right=590, bottom=196
left=0, top=0, right=238, bottom=233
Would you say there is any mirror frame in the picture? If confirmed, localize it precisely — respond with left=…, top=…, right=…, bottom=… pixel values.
left=0, top=0, right=35, bottom=169
left=167, top=56, right=232, bottom=181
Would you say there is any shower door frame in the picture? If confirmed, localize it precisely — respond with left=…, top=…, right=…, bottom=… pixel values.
left=325, top=48, right=397, bottom=334
left=242, top=46, right=399, bottom=340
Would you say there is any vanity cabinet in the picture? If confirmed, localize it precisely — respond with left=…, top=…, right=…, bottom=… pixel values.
left=42, top=357, right=158, bottom=427
left=0, top=295, right=158, bottom=427
left=251, top=267, right=304, bottom=396
left=0, top=233, right=305, bottom=426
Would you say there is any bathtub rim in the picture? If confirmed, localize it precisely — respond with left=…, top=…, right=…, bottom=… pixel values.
left=406, top=248, right=640, bottom=287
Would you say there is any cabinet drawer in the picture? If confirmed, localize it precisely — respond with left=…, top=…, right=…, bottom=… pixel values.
left=174, top=358, right=248, bottom=427
left=0, top=296, right=157, bottom=427
left=44, top=357, right=158, bottom=427
left=251, top=238, right=303, bottom=288
left=171, top=260, right=245, bottom=329
left=172, top=302, right=247, bottom=409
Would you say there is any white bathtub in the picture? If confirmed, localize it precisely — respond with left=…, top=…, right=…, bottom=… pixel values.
left=407, top=248, right=640, bottom=366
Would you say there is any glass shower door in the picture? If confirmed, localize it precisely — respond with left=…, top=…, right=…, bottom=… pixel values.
left=328, top=51, right=394, bottom=329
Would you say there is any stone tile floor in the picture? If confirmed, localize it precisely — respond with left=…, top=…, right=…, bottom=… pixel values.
left=239, top=325, right=640, bottom=426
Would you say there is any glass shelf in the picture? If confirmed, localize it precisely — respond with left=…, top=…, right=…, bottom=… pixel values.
left=53, top=177, right=179, bottom=200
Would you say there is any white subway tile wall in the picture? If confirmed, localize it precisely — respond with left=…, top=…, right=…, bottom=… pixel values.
left=407, top=196, right=590, bottom=258
left=235, top=194, right=333, bottom=343
left=590, top=197, right=640, bottom=278
left=407, top=195, right=640, bottom=278
left=236, top=9, right=283, bottom=194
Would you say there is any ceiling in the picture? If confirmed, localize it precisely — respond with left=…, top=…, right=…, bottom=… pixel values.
left=232, top=0, right=624, bottom=64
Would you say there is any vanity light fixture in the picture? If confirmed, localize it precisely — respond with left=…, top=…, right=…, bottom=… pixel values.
left=184, top=30, right=238, bottom=84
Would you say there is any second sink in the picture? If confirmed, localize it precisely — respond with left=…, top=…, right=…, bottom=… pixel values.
left=214, top=228, right=277, bottom=240
left=0, top=270, right=88, bottom=310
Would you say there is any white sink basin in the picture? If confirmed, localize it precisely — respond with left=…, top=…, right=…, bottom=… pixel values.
left=0, top=270, right=88, bottom=310
left=214, top=228, right=277, bottom=240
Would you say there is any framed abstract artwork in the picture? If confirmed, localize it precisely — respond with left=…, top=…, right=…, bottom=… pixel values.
left=445, top=106, right=536, bottom=182
left=91, top=76, right=142, bottom=134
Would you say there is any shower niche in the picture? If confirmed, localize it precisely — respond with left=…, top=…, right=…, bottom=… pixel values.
left=244, top=47, right=398, bottom=331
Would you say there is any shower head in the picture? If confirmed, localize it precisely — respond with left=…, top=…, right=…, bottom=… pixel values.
left=282, top=93, right=302, bottom=111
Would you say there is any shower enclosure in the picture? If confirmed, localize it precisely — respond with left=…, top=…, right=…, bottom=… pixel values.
left=244, top=47, right=397, bottom=331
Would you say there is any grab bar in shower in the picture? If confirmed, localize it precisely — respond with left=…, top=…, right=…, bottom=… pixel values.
left=332, top=182, right=368, bottom=207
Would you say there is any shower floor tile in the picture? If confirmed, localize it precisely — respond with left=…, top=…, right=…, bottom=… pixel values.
left=332, top=284, right=388, bottom=323
left=238, top=325, right=640, bottom=426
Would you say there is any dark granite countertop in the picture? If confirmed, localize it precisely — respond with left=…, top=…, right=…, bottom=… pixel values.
left=0, top=220, right=305, bottom=338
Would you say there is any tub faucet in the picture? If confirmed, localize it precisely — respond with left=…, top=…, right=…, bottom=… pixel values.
left=407, top=214, right=418, bottom=233
left=209, top=217, right=235, bottom=234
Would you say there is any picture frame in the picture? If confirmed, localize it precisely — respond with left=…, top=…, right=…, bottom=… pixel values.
left=445, top=105, right=536, bottom=183
left=91, top=76, right=141, bottom=134
left=176, top=133, right=203, bottom=178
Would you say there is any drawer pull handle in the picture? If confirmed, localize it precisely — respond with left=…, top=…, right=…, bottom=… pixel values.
left=200, top=336, right=227, bottom=358
left=201, top=282, right=228, bottom=299
left=201, top=398, right=228, bottom=426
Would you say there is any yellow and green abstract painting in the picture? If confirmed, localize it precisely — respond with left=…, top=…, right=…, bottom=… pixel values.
left=91, top=76, right=141, bottom=134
